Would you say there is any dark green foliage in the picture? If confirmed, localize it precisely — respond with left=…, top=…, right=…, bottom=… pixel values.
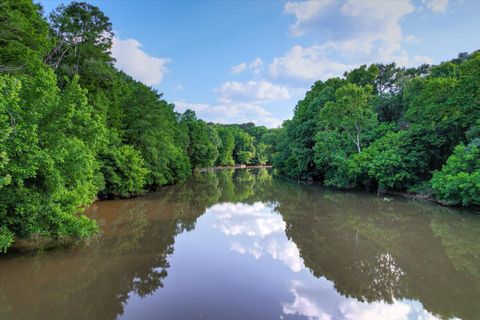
left=274, top=79, right=343, bottom=180
left=121, top=81, right=191, bottom=185
left=274, top=50, right=480, bottom=206
left=431, top=140, right=480, bottom=206
left=319, top=83, right=376, bottom=154
left=47, top=1, right=113, bottom=75
left=100, top=145, right=149, bottom=198
left=349, top=131, right=422, bottom=191
left=180, top=110, right=218, bottom=169
left=0, top=0, right=53, bottom=74
left=233, top=129, right=256, bottom=164
left=0, top=69, right=99, bottom=252
left=216, top=126, right=235, bottom=166
left=212, top=123, right=275, bottom=166
left=344, top=64, right=379, bottom=89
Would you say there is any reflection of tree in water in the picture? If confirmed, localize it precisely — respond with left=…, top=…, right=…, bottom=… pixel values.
left=431, top=211, right=480, bottom=289
left=273, top=180, right=480, bottom=319
left=0, top=173, right=221, bottom=320
left=1, top=169, right=479, bottom=320
left=0, top=168, right=276, bottom=320
left=355, top=252, right=405, bottom=302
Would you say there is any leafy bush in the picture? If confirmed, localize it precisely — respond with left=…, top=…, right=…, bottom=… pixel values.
left=349, top=131, right=421, bottom=191
left=0, top=227, right=14, bottom=253
left=101, top=145, right=149, bottom=198
left=431, top=140, right=480, bottom=206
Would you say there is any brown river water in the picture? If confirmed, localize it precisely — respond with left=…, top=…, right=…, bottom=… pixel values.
left=1, top=168, right=479, bottom=320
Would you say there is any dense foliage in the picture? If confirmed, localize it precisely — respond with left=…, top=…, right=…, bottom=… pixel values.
left=273, top=50, right=480, bottom=207
left=0, top=0, right=273, bottom=252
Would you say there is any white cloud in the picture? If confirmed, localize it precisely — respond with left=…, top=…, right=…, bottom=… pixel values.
left=111, top=36, right=170, bottom=86
left=174, top=101, right=209, bottom=114
left=272, top=0, right=430, bottom=81
left=269, top=44, right=356, bottom=81
left=404, top=34, right=422, bottom=43
left=175, top=84, right=184, bottom=91
left=284, top=0, right=335, bottom=36
left=422, top=0, right=449, bottom=12
left=174, top=79, right=291, bottom=128
left=230, top=58, right=264, bottom=75
left=174, top=100, right=282, bottom=128
left=210, top=202, right=305, bottom=272
left=212, top=202, right=285, bottom=238
left=283, top=279, right=441, bottom=320
left=231, top=62, right=247, bottom=74
left=215, top=80, right=290, bottom=102
left=250, top=58, right=264, bottom=74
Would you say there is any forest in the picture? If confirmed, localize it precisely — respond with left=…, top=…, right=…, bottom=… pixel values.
left=0, top=1, right=274, bottom=252
left=272, top=52, right=480, bottom=208
left=0, top=0, right=479, bottom=253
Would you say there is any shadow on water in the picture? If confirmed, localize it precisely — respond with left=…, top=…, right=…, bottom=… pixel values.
left=0, top=168, right=479, bottom=319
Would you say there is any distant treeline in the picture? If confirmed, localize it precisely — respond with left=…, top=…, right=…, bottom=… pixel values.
left=271, top=50, right=480, bottom=208
left=0, top=1, right=274, bottom=252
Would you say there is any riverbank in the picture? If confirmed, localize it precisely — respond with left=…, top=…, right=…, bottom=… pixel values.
left=280, top=174, right=479, bottom=211
left=384, top=190, right=479, bottom=211
left=195, top=165, right=272, bottom=172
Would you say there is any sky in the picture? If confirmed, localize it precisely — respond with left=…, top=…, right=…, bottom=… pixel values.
left=39, top=0, right=480, bottom=128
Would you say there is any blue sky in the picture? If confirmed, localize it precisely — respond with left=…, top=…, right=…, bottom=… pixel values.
left=39, top=0, right=480, bottom=127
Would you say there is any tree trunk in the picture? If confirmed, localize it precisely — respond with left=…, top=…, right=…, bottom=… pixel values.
left=355, top=123, right=362, bottom=153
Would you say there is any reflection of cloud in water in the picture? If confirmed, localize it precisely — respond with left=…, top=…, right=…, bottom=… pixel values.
left=213, top=202, right=284, bottom=237
left=211, top=202, right=304, bottom=272
left=283, top=279, right=441, bottom=320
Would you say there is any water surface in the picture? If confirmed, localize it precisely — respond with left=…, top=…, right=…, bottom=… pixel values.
left=1, top=169, right=480, bottom=320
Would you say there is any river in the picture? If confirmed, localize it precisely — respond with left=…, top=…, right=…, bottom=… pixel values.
left=1, top=168, right=479, bottom=320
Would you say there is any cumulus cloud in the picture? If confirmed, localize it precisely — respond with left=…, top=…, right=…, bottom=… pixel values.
left=111, top=36, right=170, bottom=86
left=215, top=80, right=290, bottom=102
left=174, top=100, right=282, bottom=128
left=422, top=0, right=449, bottom=12
left=231, top=58, right=264, bottom=75
left=174, top=79, right=291, bottom=128
left=271, top=0, right=431, bottom=81
left=269, top=44, right=356, bottom=81
left=284, top=0, right=335, bottom=37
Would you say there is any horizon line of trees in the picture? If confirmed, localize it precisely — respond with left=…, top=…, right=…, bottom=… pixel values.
left=0, top=0, right=274, bottom=252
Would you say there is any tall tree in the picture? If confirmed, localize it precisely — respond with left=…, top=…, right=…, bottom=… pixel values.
left=320, top=84, right=376, bottom=153
left=0, top=0, right=53, bottom=73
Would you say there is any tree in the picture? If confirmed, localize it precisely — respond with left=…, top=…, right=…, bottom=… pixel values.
left=0, top=69, right=101, bottom=252
left=314, top=130, right=355, bottom=188
left=180, top=110, right=218, bottom=169
left=274, top=78, right=343, bottom=179
left=233, top=129, right=255, bottom=165
left=349, top=131, right=423, bottom=191
left=123, top=84, right=191, bottom=185
left=100, top=145, right=149, bottom=198
left=0, top=0, right=53, bottom=74
left=47, top=1, right=113, bottom=72
left=344, top=64, right=379, bottom=90
left=216, top=127, right=235, bottom=166
left=320, top=83, right=376, bottom=153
